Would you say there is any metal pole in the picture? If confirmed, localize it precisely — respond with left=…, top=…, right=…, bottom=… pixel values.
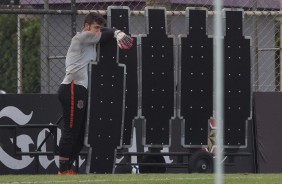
left=43, top=0, right=50, bottom=93
left=280, top=0, right=282, bottom=91
left=0, top=9, right=279, bottom=16
left=71, top=0, right=76, bottom=37
left=214, top=0, right=224, bottom=183
left=253, top=0, right=259, bottom=91
left=17, top=15, right=22, bottom=94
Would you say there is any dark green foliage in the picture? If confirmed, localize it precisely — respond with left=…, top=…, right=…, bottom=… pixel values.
left=22, top=17, right=40, bottom=93
left=0, top=15, right=40, bottom=93
left=0, top=15, right=17, bottom=93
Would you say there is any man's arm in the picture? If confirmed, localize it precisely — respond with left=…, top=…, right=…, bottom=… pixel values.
left=100, top=27, right=134, bottom=49
left=100, top=28, right=116, bottom=42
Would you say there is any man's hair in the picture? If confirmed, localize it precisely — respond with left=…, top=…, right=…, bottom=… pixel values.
left=84, top=13, right=106, bottom=26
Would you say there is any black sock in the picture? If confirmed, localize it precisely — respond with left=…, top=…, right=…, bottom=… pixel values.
left=59, top=160, right=69, bottom=172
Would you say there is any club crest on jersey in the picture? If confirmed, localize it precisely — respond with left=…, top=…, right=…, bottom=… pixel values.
left=77, top=100, right=84, bottom=109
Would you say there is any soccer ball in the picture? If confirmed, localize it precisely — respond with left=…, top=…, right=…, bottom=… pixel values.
left=131, top=165, right=139, bottom=174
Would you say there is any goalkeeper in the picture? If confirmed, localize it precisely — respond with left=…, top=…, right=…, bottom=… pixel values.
left=57, top=12, right=133, bottom=175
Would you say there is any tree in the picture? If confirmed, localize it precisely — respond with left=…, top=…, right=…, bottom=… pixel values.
left=0, top=15, right=40, bottom=93
left=0, top=15, right=18, bottom=93
left=22, top=17, right=40, bottom=93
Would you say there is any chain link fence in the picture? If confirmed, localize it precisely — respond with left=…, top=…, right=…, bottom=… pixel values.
left=0, top=0, right=280, bottom=93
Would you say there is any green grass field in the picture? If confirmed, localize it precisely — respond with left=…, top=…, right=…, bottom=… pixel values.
left=0, top=174, right=281, bottom=184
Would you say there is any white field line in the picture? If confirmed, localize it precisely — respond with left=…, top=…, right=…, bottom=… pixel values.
left=1, top=177, right=210, bottom=184
left=0, top=175, right=269, bottom=184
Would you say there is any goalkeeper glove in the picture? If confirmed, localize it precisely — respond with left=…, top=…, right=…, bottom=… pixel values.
left=114, top=30, right=134, bottom=49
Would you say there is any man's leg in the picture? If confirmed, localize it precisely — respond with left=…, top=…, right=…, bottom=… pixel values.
left=58, top=83, right=75, bottom=174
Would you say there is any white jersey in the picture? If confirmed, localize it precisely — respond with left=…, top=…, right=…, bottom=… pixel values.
left=62, top=31, right=101, bottom=89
